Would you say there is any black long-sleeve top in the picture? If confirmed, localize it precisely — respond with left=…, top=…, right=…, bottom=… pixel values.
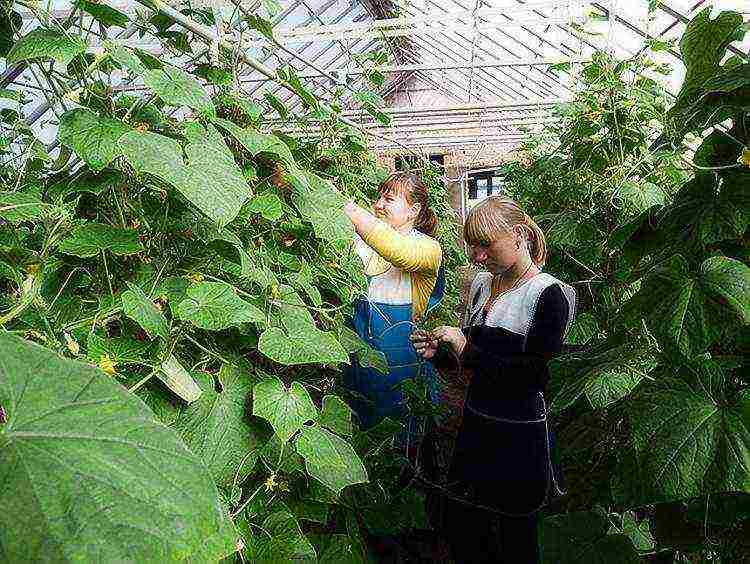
left=434, top=273, right=574, bottom=417
left=444, top=272, right=576, bottom=512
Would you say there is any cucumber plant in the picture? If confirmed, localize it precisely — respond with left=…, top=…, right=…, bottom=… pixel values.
left=503, top=8, right=750, bottom=562
left=0, top=1, right=455, bottom=561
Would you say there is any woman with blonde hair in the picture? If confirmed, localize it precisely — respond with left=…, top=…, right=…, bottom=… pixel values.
left=412, top=196, right=575, bottom=563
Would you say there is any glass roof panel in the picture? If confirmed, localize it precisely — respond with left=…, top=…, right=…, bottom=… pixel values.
left=1, top=0, right=747, bottom=156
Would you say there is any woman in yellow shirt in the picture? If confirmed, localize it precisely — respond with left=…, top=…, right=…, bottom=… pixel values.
left=342, top=172, right=444, bottom=431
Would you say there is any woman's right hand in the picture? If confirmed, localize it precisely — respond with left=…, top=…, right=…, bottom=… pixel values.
left=411, top=329, right=439, bottom=359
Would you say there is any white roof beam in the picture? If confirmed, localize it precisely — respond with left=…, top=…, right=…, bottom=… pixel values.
left=421, top=0, right=575, bottom=98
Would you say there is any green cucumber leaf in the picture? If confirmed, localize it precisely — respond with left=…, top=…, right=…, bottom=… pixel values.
left=336, top=326, right=388, bottom=375
left=173, top=364, right=262, bottom=487
left=626, top=359, right=750, bottom=502
left=58, top=109, right=130, bottom=171
left=74, top=0, right=129, bottom=28
left=120, top=126, right=250, bottom=226
left=288, top=170, right=354, bottom=243
left=175, top=281, right=265, bottom=331
left=214, top=117, right=296, bottom=166
left=243, top=511, right=316, bottom=562
left=85, top=332, right=151, bottom=366
left=253, top=377, right=317, bottom=443
left=0, top=333, right=239, bottom=562
left=541, top=508, right=642, bottom=563
left=259, top=325, right=349, bottom=367
left=296, top=425, right=368, bottom=495
left=661, top=172, right=749, bottom=246
left=58, top=223, right=143, bottom=258
left=7, top=29, right=86, bottom=65
left=318, top=395, right=355, bottom=437
left=144, top=67, right=215, bottom=118
left=0, top=192, right=61, bottom=223
left=121, top=282, right=169, bottom=340
left=105, top=41, right=146, bottom=75
left=246, top=191, right=284, bottom=221
left=622, top=255, right=750, bottom=358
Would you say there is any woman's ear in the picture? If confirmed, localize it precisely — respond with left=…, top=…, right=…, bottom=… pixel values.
left=411, top=202, right=422, bottom=221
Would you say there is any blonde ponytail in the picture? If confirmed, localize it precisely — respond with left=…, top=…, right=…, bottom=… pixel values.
left=522, top=213, right=547, bottom=268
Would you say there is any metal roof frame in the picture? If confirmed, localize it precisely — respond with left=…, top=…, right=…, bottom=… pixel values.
left=2, top=0, right=747, bottom=159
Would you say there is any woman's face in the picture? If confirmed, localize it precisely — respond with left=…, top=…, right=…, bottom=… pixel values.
left=468, top=227, right=524, bottom=274
left=373, top=187, right=418, bottom=230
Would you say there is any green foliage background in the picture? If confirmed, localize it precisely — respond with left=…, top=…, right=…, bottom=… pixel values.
left=501, top=8, right=750, bottom=562
left=0, top=1, right=460, bottom=560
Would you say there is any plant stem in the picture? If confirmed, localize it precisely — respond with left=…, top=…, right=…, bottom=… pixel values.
left=128, top=369, right=156, bottom=392
left=101, top=251, right=115, bottom=301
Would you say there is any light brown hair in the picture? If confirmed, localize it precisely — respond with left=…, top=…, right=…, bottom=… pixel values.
left=379, top=172, right=438, bottom=237
left=463, top=196, right=547, bottom=267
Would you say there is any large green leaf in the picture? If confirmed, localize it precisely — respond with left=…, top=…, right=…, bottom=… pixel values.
left=260, top=286, right=348, bottom=366
left=74, top=0, right=129, bottom=28
left=0, top=9, right=22, bottom=58
left=336, top=326, right=389, bottom=375
left=214, top=117, right=296, bottom=166
left=288, top=262, right=322, bottom=307
left=551, top=342, right=656, bottom=413
left=175, top=281, right=265, bottom=331
left=0, top=333, right=238, bottom=562
left=105, top=41, right=146, bottom=76
left=173, top=364, right=262, bottom=488
left=617, top=181, right=666, bottom=216
left=6, top=29, right=86, bottom=65
left=252, top=377, right=317, bottom=443
left=118, top=129, right=183, bottom=182
left=58, top=223, right=143, bottom=257
left=544, top=211, right=581, bottom=248
left=622, top=255, right=750, bottom=358
left=246, top=191, right=284, bottom=221
left=58, top=109, right=130, bottom=172
left=144, top=67, right=215, bottom=118
left=86, top=332, right=151, bottom=366
left=626, top=359, right=750, bottom=502
left=661, top=172, right=749, bottom=246
left=296, top=426, right=368, bottom=495
left=541, top=509, right=643, bottom=564
left=667, top=8, right=746, bottom=135
left=0, top=192, right=61, bottom=223
left=242, top=511, right=316, bottom=563
left=288, top=171, right=354, bottom=243
left=675, top=8, right=745, bottom=98
left=175, top=124, right=251, bottom=226
left=565, top=311, right=599, bottom=345
left=120, top=127, right=250, bottom=226
left=318, top=395, right=355, bottom=436
left=121, top=282, right=169, bottom=340
left=259, top=325, right=349, bottom=366
left=49, top=169, right=123, bottom=201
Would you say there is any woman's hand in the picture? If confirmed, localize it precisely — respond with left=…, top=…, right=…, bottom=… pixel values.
left=343, top=200, right=377, bottom=238
left=432, top=326, right=467, bottom=357
left=411, top=329, right=439, bottom=359
left=411, top=326, right=467, bottom=359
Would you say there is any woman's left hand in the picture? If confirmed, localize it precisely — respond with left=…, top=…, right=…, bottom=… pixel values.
left=431, top=326, right=467, bottom=357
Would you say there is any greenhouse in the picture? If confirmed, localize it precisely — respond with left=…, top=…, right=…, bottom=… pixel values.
left=1, top=0, right=749, bottom=561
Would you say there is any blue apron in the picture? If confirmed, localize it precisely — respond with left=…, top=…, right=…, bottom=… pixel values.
left=344, top=266, right=445, bottom=432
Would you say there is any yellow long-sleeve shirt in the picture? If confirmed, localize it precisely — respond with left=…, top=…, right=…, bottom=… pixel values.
left=357, top=220, right=442, bottom=320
